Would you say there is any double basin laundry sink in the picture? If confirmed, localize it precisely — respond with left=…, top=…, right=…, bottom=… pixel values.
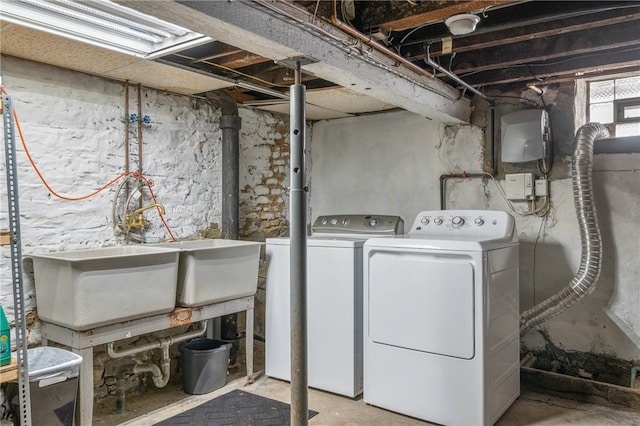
left=29, top=240, right=261, bottom=330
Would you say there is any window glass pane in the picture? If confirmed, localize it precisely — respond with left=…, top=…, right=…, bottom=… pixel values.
left=615, top=122, right=640, bottom=137
left=590, top=80, right=614, bottom=102
left=615, top=76, right=640, bottom=100
left=590, top=102, right=613, bottom=123
left=624, top=104, right=640, bottom=119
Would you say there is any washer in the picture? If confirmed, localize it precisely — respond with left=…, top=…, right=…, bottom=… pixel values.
left=265, top=214, right=403, bottom=397
left=363, top=210, right=519, bottom=426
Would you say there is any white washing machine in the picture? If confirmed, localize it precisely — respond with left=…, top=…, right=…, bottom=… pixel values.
left=265, top=214, right=404, bottom=397
left=364, top=210, right=520, bottom=426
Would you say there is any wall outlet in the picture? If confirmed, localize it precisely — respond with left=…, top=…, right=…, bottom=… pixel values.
left=505, top=173, right=535, bottom=200
left=535, top=178, right=548, bottom=197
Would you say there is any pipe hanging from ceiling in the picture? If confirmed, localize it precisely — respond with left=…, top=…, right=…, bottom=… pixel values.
left=520, top=122, right=609, bottom=335
left=423, top=46, right=490, bottom=101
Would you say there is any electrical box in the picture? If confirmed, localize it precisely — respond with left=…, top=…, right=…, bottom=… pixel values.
left=501, top=109, right=549, bottom=163
left=505, top=173, right=535, bottom=200
left=535, top=178, right=548, bottom=197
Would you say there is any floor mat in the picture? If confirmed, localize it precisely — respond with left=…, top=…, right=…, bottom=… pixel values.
left=153, top=389, right=318, bottom=426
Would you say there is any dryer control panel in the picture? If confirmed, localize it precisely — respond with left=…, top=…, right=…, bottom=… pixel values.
left=312, top=214, right=404, bottom=236
left=409, top=210, right=515, bottom=241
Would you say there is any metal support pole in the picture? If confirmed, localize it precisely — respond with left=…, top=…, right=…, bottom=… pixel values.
left=3, top=94, right=32, bottom=426
left=289, top=62, right=308, bottom=426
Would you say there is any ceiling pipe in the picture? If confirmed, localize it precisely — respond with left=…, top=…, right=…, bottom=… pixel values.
left=328, top=0, right=488, bottom=101
left=423, top=46, right=490, bottom=101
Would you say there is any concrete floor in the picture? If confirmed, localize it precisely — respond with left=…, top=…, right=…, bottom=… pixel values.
left=110, top=374, right=640, bottom=426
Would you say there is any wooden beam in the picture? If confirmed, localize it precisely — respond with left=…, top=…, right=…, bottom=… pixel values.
left=450, top=21, right=640, bottom=75
left=215, top=52, right=272, bottom=69
left=378, top=0, right=518, bottom=32
left=461, top=50, right=640, bottom=87
left=417, top=9, right=640, bottom=58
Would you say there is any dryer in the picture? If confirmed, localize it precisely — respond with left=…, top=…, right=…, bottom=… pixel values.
left=265, top=214, right=403, bottom=397
left=363, top=210, right=519, bottom=426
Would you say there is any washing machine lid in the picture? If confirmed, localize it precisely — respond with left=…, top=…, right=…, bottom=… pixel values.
left=366, top=209, right=518, bottom=250
left=365, top=235, right=517, bottom=251
left=266, top=236, right=366, bottom=248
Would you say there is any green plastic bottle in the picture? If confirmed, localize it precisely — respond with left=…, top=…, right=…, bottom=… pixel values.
left=0, top=305, right=10, bottom=366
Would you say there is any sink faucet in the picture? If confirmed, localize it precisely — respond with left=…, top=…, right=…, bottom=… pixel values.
left=133, top=203, right=165, bottom=216
left=126, top=203, right=165, bottom=230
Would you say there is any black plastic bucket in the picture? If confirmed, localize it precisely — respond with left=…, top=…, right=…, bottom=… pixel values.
left=179, top=339, right=232, bottom=395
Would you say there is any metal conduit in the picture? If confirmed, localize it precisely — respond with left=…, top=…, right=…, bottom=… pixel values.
left=520, top=123, right=609, bottom=335
left=423, top=48, right=490, bottom=101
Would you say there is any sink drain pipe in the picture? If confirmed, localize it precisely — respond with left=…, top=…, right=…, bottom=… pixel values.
left=520, top=123, right=609, bottom=335
left=206, top=90, right=242, bottom=353
left=106, top=322, right=207, bottom=412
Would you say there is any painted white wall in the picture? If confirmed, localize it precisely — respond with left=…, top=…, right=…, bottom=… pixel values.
left=310, top=109, right=640, bottom=361
left=0, top=57, right=288, bottom=334
left=310, top=110, right=483, bottom=224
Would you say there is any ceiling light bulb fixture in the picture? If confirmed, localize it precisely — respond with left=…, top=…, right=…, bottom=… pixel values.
left=444, top=13, right=481, bottom=36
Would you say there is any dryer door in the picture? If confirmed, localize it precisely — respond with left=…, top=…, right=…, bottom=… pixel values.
left=367, top=250, right=476, bottom=359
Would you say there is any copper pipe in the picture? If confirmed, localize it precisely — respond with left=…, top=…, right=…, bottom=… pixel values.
left=137, top=83, right=143, bottom=209
left=137, top=83, right=143, bottom=177
left=124, top=81, right=130, bottom=200
left=439, top=172, right=489, bottom=210
left=248, top=0, right=458, bottom=101
left=329, top=0, right=490, bottom=101
left=330, top=1, right=439, bottom=84
left=124, top=81, right=129, bottom=174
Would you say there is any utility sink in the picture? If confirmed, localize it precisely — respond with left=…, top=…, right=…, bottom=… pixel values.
left=30, top=246, right=180, bottom=330
left=155, top=239, right=262, bottom=307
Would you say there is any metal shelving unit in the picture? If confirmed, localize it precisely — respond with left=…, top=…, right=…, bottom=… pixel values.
left=2, top=93, right=32, bottom=426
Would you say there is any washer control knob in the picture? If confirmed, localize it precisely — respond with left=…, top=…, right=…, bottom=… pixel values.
left=368, top=218, right=378, bottom=227
left=342, top=218, right=349, bottom=226
left=434, top=217, right=443, bottom=225
left=330, top=218, right=338, bottom=225
left=451, top=216, right=465, bottom=227
left=474, top=217, right=485, bottom=226
left=322, top=218, right=328, bottom=225
left=421, top=217, right=429, bottom=225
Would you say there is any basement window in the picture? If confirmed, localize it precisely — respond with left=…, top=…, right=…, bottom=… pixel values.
left=0, top=0, right=211, bottom=58
left=588, top=76, right=640, bottom=137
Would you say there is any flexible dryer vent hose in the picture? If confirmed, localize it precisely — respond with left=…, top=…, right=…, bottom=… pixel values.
left=520, top=123, right=609, bottom=335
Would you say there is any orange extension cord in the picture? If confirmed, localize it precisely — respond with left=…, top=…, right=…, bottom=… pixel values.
left=1, top=86, right=176, bottom=241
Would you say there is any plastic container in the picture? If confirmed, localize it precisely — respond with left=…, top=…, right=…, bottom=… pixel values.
left=10, top=346, right=83, bottom=426
left=0, top=306, right=10, bottom=366
left=29, top=246, right=180, bottom=330
left=156, top=239, right=262, bottom=307
left=180, top=339, right=232, bottom=395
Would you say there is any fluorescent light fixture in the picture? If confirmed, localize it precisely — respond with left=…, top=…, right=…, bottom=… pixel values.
left=0, top=0, right=212, bottom=58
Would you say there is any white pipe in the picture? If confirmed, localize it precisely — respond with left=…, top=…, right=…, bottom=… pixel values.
left=132, top=341, right=171, bottom=388
left=106, top=321, right=207, bottom=388
left=106, top=321, right=206, bottom=359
